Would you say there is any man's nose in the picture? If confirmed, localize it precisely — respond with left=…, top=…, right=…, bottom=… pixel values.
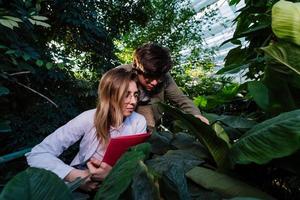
left=150, top=79, right=158, bottom=86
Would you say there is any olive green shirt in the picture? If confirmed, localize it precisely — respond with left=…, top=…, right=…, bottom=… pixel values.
left=119, top=64, right=201, bottom=129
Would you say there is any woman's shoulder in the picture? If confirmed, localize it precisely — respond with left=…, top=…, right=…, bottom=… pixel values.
left=129, top=111, right=146, bottom=121
left=126, top=112, right=147, bottom=126
left=73, top=109, right=96, bottom=126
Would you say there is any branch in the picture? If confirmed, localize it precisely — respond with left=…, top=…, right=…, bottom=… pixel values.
left=15, top=81, right=58, bottom=108
left=9, top=71, right=31, bottom=76
left=0, top=72, right=58, bottom=108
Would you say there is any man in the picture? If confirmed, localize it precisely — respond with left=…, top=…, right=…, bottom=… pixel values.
left=119, top=43, right=209, bottom=130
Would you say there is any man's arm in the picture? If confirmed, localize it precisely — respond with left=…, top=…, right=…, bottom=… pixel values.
left=164, top=74, right=209, bottom=124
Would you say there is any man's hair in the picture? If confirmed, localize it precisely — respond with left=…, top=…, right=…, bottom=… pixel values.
left=133, top=43, right=172, bottom=76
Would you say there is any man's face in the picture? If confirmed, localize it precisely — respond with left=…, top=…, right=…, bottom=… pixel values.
left=137, top=73, right=164, bottom=92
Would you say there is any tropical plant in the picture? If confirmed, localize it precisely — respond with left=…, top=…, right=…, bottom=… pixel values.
left=0, top=0, right=151, bottom=185
left=219, top=0, right=300, bottom=116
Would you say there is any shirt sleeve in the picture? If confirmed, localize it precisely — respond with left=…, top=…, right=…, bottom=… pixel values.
left=134, top=113, right=147, bottom=133
left=164, top=73, right=201, bottom=116
left=26, top=110, right=92, bottom=179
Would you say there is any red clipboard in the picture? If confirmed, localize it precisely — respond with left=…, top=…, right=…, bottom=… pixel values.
left=102, top=132, right=151, bottom=166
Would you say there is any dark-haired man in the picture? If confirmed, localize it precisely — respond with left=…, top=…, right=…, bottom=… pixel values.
left=119, top=43, right=209, bottom=130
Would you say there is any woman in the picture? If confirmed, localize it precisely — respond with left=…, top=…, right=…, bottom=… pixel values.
left=26, top=68, right=147, bottom=191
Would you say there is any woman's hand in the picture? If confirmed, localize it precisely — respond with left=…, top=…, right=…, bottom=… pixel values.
left=64, top=168, right=99, bottom=192
left=87, top=158, right=112, bottom=182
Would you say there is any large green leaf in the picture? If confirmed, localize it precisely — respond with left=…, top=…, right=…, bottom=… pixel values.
left=159, top=103, right=230, bottom=169
left=247, top=81, right=269, bottom=110
left=148, top=131, right=173, bottom=154
left=146, top=149, right=204, bottom=174
left=204, top=113, right=257, bottom=130
left=131, top=162, right=160, bottom=200
left=0, top=167, right=72, bottom=200
left=230, top=109, right=300, bottom=165
left=160, top=164, right=191, bottom=200
left=146, top=150, right=202, bottom=200
left=261, top=41, right=300, bottom=75
left=170, top=132, right=210, bottom=159
left=94, top=143, right=151, bottom=200
left=186, top=167, right=275, bottom=200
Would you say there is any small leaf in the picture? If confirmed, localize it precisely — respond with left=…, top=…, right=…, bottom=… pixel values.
left=28, top=18, right=51, bottom=28
left=3, top=16, right=22, bottom=22
left=58, top=63, right=64, bottom=69
left=36, top=59, right=43, bottom=67
left=46, top=62, right=53, bottom=69
left=5, top=49, right=16, bottom=55
left=22, top=54, right=31, bottom=61
left=31, top=15, right=48, bottom=21
left=0, top=120, right=11, bottom=133
left=0, top=86, right=10, bottom=96
left=0, top=45, right=8, bottom=49
left=0, top=19, right=18, bottom=29
left=212, top=123, right=231, bottom=147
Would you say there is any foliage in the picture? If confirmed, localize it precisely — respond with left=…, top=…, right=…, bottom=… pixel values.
left=159, top=103, right=231, bottom=170
left=94, top=143, right=153, bottom=200
left=271, top=0, right=300, bottom=46
left=230, top=109, right=300, bottom=165
left=0, top=0, right=152, bottom=185
left=186, top=166, right=274, bottom=199
left=2, top=0, right=300, bottom=199
left=115, top=0, right=218, bottom=100
left=0, top=167, right=73, bottom=200
left=220, top=0, right=300, bottom=116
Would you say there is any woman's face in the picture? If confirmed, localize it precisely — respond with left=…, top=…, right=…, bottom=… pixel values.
left=123, top=81, right=139, bottom=117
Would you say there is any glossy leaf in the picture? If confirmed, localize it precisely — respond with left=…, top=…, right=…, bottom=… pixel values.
left=212, top=123, right=231, bottom=147
left=261, top=41, right=300, bottom=75
left=131, top=162, right=160, bottom=200
left=186, top=166, right=274, bottom=199
left=247, top=81, right=269, bottom=110
left=205, top=113, right=257, bottom=130
left=0, top=167, right=72, bottom=200
left=159, top=103, right=230, bottom=169
left=230, top=109, right=300, bottom=165
left=94, top=143, right=151, bottom=200
left=146, top=149, right=204, bottom=174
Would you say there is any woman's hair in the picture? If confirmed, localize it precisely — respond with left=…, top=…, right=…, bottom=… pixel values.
left=133, top=43, right=172, bottom=76
left=94, top=68, right=137, bottom=144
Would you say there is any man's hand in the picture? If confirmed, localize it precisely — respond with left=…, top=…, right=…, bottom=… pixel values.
left=87, top=158, right=112, bottom=182
left=195, top=114, right=210, bottom=125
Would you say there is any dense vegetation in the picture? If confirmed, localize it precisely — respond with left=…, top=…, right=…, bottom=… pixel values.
left=1, top=0, right=300, bottom=199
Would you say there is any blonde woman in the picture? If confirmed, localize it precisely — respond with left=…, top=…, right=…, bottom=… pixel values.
left=26, top=68, right=147, bottom=191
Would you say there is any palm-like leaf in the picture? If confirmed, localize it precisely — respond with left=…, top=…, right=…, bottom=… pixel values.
left=159, top=103, right=230, bottom=169
left=230, top=109, right=300, bottom=165
left=0, top=167, right=72, bottom=200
